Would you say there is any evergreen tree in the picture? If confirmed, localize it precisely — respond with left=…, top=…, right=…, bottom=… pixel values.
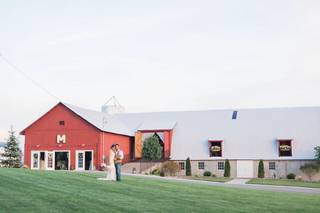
left=314, top=146, right=320, bottom=163
left=2, top=127, right=21, bottom=168
left=258, top=160, right=265, bottom=178
left=186, top=157, right=191, bottom=176
left=224, top=159, right=231, bottom=177
left=142, top=135, right=163, bottom=160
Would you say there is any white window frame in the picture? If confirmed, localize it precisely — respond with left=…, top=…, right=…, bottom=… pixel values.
left=76, top=150, right=94, bottom=171
left=218, top=161, right=224, bottom=170
left=269, top=162, right=276, bottom=170
left=198, top=162, right=205, bottom=170
left=179, top=162, right=185, bottom=170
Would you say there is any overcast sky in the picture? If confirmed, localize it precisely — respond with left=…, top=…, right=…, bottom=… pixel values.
left=1, top=0, right=320, bottom=141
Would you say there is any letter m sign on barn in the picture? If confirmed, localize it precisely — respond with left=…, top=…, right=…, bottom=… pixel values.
left=56, top=134, right=66, bottom=144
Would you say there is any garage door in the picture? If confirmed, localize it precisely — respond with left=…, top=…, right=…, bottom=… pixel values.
left=237, top=161, right=254, bottom=178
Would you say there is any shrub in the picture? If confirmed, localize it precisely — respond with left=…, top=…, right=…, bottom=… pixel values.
left=203, top=171, right=212, bottom=176
left=224, top=159, right=231, bottom=177
left=161, top=161, right=179, bottom=176
left=151, top=168, right=160, bottom=176
left=142, top=135, right=163, bottom=161
left=212, top=174, right=216, bottom=177
left=287, top=173, right=296, bottom=179
left=258, top=160, right=265, bottom=178
left=300, top=163, right=320, bottom=181
left=186, top=157, right=191, bottom=176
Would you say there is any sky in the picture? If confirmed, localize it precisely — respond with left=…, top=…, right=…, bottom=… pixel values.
left=1, top=0, right=320, bottom=142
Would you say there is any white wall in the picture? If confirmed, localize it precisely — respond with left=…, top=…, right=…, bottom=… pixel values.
left=116, top=107, right=320, bottom=160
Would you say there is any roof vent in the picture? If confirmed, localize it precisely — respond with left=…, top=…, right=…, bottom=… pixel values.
left=101, top=96, right=125, bottom=114
left=232, top=111, right=238, bottom=120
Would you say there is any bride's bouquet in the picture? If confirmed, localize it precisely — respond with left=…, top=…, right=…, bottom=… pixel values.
left=100, top=163, right=107, bottom=171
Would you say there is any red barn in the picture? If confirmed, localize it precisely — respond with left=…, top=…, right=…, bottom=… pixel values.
left=21, top=102, right=174, bottom=171
left=21, top=103, right=135, bottom=170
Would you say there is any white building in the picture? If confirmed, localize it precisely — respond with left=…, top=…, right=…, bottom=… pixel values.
left=114, top=106, right=320, bottom=178
left=22, top=102, right=320, bottom=179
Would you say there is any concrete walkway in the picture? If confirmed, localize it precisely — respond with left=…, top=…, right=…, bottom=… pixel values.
left=123, top=173, right=320, bottom=195
left=225, top=178, right=250, bottom=184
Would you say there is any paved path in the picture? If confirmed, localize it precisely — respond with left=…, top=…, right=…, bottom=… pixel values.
left=123, top=173, right=320, bottom=195
left=225, top=178, right=250, bottom=184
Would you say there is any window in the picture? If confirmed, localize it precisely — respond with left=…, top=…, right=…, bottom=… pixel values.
left=232, top=111, right=238, bottom=119
left=179, top=162, right=185, bottom=170
left=269, top=162, right=276, bottom=170
left=47, top=152, right=54, bottom=169
left=78, top=152, right=84, bottom=169
left=59, top=120, right=65, bottom=126
left=198, top=162, right=205, bottom=170
left=278, top=140, right=292, bottom=157
left=218, top=162, right=224, bottom=170
left=32, top=153, right=39, bottom=169
left=210, top=141, right=222, bottom=157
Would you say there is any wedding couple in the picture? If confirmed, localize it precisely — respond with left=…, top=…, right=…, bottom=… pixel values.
left=105, top=144, right=123, bottom=181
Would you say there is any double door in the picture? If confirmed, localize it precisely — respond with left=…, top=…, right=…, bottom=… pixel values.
left=31, top=151, right=54, bottom=170
left=76, top=150, right=93, bottom=171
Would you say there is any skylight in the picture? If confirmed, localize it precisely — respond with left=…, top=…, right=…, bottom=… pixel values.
left=232, top=111, right=238, bottom=120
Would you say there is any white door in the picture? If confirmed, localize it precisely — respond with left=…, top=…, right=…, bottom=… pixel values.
left=237, top=160, right=254, bottom=178
left=76, top=151, right=85, bottom=171
left=31, top=151, right=40, bottom=169
left=46, top=152, right=55, bottom=170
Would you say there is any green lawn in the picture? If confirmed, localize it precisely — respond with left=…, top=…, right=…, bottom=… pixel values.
left=182, top=176, right=232, bottom=183
left=0, top=168, right=320, bottom=213
left=248, top=178, right=320, bottom=188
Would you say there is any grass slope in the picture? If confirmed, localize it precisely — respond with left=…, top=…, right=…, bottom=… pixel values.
left=0, top=168, right=319, bottom=213
left=248, top=178, right=320, bottom=188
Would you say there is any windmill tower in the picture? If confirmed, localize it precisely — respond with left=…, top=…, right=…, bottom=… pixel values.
left=101, top=96, right=125, bottom=114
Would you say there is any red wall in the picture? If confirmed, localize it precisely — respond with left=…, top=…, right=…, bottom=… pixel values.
left=100, top=132, right=132, bottom=164
left=22, top=103, right=132, bottom=170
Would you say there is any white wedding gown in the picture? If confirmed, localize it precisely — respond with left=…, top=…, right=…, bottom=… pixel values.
left=105, top=150, right=116, bottom=181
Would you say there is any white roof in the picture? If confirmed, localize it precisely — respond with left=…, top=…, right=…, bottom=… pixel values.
left=137, top=120, right=177, bottom=131
left=63, top=103, right=134, bottom=136
left=63, top=103, right=320, bottom=160
left=115, top=107, right=320, bottom=160
left=208, top=138, right=224, bottom=141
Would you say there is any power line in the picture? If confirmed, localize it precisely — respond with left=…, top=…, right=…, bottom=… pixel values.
left=0, top=52, right=60, bottom=101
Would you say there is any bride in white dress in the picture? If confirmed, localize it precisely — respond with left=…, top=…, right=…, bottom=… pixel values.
left=105, top=145, right=116, bottom=181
